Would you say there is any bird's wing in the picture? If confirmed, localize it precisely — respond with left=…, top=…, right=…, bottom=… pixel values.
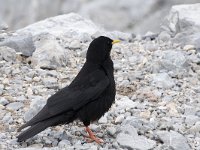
left=46, top=69, right=109, bottom=114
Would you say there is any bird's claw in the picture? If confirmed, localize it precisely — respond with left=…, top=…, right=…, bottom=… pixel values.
left=84, top=126, right=104, bottom=144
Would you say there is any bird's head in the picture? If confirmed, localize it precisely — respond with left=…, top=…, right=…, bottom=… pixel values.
left=86, top=36, right=120, bottom=64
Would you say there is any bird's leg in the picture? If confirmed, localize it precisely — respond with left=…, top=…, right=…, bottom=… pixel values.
left=85, top=126, right=104, bottom=144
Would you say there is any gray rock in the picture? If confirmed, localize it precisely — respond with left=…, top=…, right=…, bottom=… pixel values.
left=0, top=34, right=35, bottom=56
left=160, top=50, right=187, bottom=72
left=115, top=114, right=124, bottom=124
left=117, top=132, right=156, bottom=150
left=156, top=130, right=190, bottom=150
left=58, top=140, right=71, bottom=149
left=163, top=3, right=200, bottom=49
left=184, top=115, right=200, bottom=127
left=17, top=13, right=102, bottom=39
left=115, top=96, right=137, bottom=110
left=158, top=31, right=171, bottom=42
left=151, top=73, right=175, bottom=89
left=69, top=40, right=81, bottom=49
left=107, top=127, right=116, bottom=136
left=183, top=105, right=197, bottom=116
left=89, top=124, right=100, bottom=132
left=6, top=102, right=24, bottom=111
left=164, top=3, right=200, bottom=36
left=2, top=113, right=13, bottom=124
left=0, top=97, right=9, bottom=105
left=31, top=34, right=68, bottom=69
left=0, top=46, right=16, bottom=62
left=42, top=76, right=58, bottom=89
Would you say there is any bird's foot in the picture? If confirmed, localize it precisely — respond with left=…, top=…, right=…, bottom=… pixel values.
left=85, top=126, right=104, bottom=144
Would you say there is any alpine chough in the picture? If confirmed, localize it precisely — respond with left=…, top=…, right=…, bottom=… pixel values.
left=17, top=36, right=120, bottom=144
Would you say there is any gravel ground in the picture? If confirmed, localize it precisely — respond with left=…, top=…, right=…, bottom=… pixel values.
left=0, top=38, right=200, bottom=150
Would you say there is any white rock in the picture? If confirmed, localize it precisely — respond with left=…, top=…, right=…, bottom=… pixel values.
left=183, top=45, right=195, bottom=51
left=115, top=114, right=124, bottom=124
left=115, top=96, right=137, bottom=110
left=32, top=35, right=68, bottom=69
left=17, top=13, right=102, bottom=39
left=69, top=40, right=80, bottom=49
left=166, top=4, right=200, bottom=34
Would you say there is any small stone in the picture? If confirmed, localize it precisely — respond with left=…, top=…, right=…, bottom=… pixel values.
left=140, top=110, right=151, bottom=119
left=6, top=102, right=24, bottom=111
left=187, top=121, right=200, bottom=134
left=166, top=102, right=179, bottom=117
left=158, top=31, right=171, bottom=42
left=0, top=46, right=16, bottom=62
left=107, top=127, right=116, bottom=136
left=42, top=77, right=58, bottom=89
left=98, top=114, right=108, bottom=124
left=185, top=115, right=199, bottom=127
left=69, top=40, right=80, bottom=49
left=183, top=45, right=195, bottom=51
left=0, top=97, right=9, bottom=105
left=151, top=73, right=175, bottom=89
left=116, top=96, right=137, bottom=110
left=33, top=76, right=41, bottom=82
left=90, top=124, right=100, bottom=132
left=26, top=87, right=33, bottom=96
left=2, top=78, right=9, bottom=85
left=2, top=113, right=13, bottom=124
left=115, top=115, right=124, bottom=124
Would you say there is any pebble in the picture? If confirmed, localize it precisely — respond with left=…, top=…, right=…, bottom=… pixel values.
left=183, top=45, right=195, bottom=51
left=115, top=114, right=124, bottom=124
left=107, top=127, right=116, bottom=136
left=98, top=114, right=108, bottom=124
left=0, top=97, right=9, bottom=105
left=69, top=40, right=81, bottom=49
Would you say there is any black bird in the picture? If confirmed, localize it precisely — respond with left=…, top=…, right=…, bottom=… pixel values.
left=17, top=36, right=120, bottom=144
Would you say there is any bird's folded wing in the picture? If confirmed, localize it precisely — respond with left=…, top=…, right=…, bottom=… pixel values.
left=47, top=69, right=109, bottom=115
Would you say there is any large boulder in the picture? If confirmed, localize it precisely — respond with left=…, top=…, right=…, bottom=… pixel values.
left=16, top=13, right=103, bottom=69
left=162, top=3, right=200, bottom=50
left=17, top=13, right=103, bottom=40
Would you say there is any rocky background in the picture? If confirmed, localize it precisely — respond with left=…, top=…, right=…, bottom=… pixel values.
left=0, top=0, right=200, bottom=34
left=0, top=2, right=200, bottom=150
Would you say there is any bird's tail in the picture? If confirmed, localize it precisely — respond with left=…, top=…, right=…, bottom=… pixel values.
left=17, top=121, right=49, bottom=142
left=17, top=112, right=75, bottom=142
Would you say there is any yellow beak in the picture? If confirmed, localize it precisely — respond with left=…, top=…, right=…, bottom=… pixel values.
left=112, top=40, right=120, bottom=45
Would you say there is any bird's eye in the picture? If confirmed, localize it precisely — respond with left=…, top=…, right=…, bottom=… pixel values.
left=107, top=41, right=111, bottom=45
